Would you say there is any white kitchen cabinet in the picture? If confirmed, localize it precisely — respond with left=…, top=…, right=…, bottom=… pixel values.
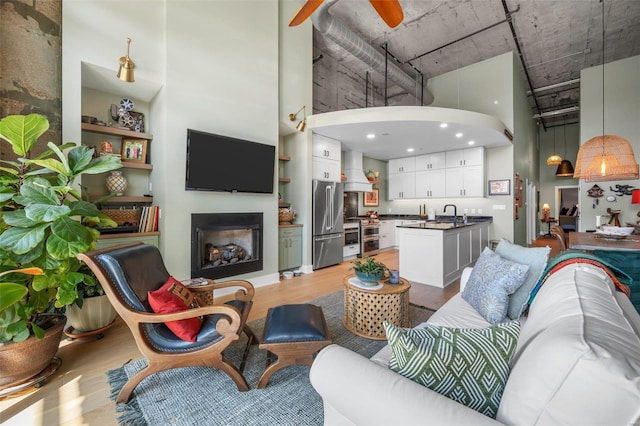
left=312, top=157, right=341, bottom=182
left=445, top=165, right=484, bottom=197
left=445, top=147, right=484, bottom=168
left=312, top=135, right=341, bottom=182
left=312, top=134, right=341, bottom=162
left=388, top=157, right=415, bottom=174
left=379, top=220, right=396, bottom=250
left=388, top=173, right=415, bottom=200
left=415, top=169, right=446, bottom=198
left=415, top=152, right=446, bottom=171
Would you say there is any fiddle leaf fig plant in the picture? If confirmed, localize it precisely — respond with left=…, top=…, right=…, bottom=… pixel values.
left=0, top=113, right=122, bottom=342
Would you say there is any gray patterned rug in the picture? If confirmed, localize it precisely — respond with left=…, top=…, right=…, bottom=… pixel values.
left=106, top=290, right=435, bottom=425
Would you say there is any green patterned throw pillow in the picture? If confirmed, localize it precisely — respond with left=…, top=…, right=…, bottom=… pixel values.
left=384, top=321, right=520, bottom=418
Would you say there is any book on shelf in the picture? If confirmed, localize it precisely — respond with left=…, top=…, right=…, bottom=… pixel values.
left=138, top=205, right=160, bottom=233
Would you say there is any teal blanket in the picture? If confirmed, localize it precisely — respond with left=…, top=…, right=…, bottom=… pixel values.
left=527, top=250, right=634, bottom=309
left=593, top=249, right=640, bottom=312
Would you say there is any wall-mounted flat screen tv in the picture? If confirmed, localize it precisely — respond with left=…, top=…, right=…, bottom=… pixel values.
left=186, top=129, right=275, bottom=194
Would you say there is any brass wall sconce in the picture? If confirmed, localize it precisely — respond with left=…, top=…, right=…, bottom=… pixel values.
left=289, top=105, right=307, bottom=132
left=117, top=37, right=135, bottom=83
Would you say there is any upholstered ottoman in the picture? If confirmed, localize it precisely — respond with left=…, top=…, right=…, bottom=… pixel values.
left=257, top=304, right=331, bottom=388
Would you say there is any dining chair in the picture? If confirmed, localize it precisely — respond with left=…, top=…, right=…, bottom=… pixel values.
left=550, top=225, right=567, bottom=252
left=77, top=242, right=255, bottom=403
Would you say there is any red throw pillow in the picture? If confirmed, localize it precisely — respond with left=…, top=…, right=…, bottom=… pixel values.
left=148, top=276, right=203, bottom=342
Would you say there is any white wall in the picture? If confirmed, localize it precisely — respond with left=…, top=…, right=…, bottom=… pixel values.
left=579, top=55, right=640, bottom=230
left=63, top=1, right=310, bottom=285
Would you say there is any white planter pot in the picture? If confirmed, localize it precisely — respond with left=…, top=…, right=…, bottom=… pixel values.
left=65, top=295, right=117, bottom=332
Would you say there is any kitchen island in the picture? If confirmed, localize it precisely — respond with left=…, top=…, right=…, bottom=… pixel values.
left=398, top=220, right=491, bottom=287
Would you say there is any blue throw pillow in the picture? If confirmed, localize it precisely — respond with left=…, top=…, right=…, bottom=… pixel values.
left=462, top=247, right=530, bottom=324
left=495, top=239, right=550, bottom=320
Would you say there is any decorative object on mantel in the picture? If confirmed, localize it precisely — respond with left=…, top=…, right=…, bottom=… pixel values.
left=117, top=37, right=135, bottom=82
left=106, top=170, right=127, bottom=195
left=289, top=105, right=307, bottom=132
left=573, top=1, right=638, bottom=182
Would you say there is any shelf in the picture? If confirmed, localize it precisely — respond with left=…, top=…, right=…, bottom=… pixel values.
left=279, top=177, right=291, bottom=183
left=99, top=231, right=160, bottom=240
left=279, top=202, right=291, bottom=208
left=81, top=123, right=153, bottom=140
left=121, top=161, right=153, bottom=170
left=94, top=195, right=153, bottom=203
left=279, top=154, right=291, bottom=161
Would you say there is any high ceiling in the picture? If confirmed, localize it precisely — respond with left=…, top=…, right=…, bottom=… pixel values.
left=311, top=0, right=640, bottom=128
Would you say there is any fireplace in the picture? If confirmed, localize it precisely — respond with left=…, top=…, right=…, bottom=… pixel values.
left=191, top=213, right=263, bottom=280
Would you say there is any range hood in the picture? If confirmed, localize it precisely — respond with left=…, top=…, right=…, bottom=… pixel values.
left=343, top=150, right=372, bottom=192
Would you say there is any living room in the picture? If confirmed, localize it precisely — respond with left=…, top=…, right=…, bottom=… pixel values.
left=2, top=0, right=640, bottom=424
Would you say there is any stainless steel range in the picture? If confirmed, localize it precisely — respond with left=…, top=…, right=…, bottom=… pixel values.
left=360, top=219, right=380, bottom=257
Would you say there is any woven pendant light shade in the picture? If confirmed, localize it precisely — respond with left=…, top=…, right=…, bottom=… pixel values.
left=573, top=135, right=639, bottom=182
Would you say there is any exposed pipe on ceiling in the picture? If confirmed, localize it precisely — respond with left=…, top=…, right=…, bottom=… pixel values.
left=311, top=0, right=434, bottom=105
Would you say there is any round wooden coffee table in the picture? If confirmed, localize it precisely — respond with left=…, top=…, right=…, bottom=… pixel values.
left=343, top=275, right=411, bottom=340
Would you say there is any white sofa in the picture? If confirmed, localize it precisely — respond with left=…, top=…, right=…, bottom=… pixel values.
left=310, top=263, right=640, bottom=425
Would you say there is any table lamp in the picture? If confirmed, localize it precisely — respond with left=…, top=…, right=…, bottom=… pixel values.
left=542, top=203, right=550, bottom=221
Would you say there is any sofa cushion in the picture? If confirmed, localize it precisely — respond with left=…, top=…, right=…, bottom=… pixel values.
left=495, top=239, right=550, bottom=320
left=462, top=247, right=530, bottom=324
left=384, top=320, right=520, bottom=418
left=496, top=263, right=640, bottom=425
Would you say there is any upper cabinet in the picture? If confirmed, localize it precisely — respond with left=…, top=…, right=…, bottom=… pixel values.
left=415, top=152, right=446, bottom=171
left=388, top=157, right=416, bottom=174
left=445, top=147, right=484, bottom=168
left=312, top=134, right=341, bottom=182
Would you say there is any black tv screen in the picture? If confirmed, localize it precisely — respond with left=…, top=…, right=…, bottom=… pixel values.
left=186, top=129, right=275, bottom=194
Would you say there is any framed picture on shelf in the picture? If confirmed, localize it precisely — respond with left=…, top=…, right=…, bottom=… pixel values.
left=121, top=138, right=147, bottom=163
left=488, top=179, right=511, bottom=196
left=363, top=188, right=379, bottom=207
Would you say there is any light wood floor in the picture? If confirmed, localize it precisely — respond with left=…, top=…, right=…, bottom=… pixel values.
left=0, top=249, right=459, bottom=426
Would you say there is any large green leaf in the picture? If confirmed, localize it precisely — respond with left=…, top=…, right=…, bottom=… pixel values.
left=25, top=203, right=70, bottom=222
left=47, top=217, right=92, bottom=259
left=0, top=114, right=49, bottom=157
left=68, top=200, right=102, bottom=217
left=17, top=178, right=59, bottom=206
left=67, top=145, right=94, bottom=174
left=0, top=224, right=49, bottom=254
left=1, top=210, right=37, bottom=227
left=0, top=282, right=28, bottom=310
left=27, top=158, right=69, bottom=178
left=82, top=156, right=122, bottom=175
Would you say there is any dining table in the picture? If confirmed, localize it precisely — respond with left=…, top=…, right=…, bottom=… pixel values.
left=568, top=231, right=640, bottom=252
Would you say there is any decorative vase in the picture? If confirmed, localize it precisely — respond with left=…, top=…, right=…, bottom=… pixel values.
left=0, top=314, right=65, bottom=387
left=105, top=170, right=127, bottom=195
left=65, top=295, right=117, bottom=333
left=355, top=270, right=384, bottom=285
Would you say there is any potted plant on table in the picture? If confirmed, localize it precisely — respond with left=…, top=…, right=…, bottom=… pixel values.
left=351, top=257, right=388, bottom=286
left=0, top=114, right=121, bottom=387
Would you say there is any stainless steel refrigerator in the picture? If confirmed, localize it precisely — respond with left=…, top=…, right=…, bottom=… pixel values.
left=312, top=180, right=344, bottom=269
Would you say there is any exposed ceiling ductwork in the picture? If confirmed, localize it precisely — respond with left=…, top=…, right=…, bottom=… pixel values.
left=310, top=0, right=434, bottom=105
left=343, top=150, right=372, bottom=192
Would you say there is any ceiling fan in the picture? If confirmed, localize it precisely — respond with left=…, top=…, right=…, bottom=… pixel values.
left=289, top=0, right=404, bottom=28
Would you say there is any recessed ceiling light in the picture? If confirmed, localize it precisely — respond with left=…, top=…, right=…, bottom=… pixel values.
left=407, top=148, right=415, bottom=152
left=493, top=100, right=499, bottom=105
left=455, top=132, right=463, bottom=138
left=366, top=133, right=375, bottom=139
left=468, top=140, right=475, bottom=145
left=440, top=123, right=448, bottom=128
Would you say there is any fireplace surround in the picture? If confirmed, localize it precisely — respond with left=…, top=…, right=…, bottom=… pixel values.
left=191, top=213, right=263, bottom=280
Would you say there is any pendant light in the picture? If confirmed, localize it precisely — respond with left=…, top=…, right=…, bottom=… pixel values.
left=117, top=38, right=135, bottom=83
left=546, top=126, right=562, bottom=166
left=573, top=0, right=638, bottom=181
left=556, top=121, right=575, bottom=177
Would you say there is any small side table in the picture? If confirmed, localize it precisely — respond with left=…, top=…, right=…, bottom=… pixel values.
left=343, top=275, right=411, bottom=340
left=542, top=218, right=558, bottom=236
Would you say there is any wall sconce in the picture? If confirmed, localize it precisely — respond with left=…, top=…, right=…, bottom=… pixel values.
left=117, top=37, right=135, bottom=82
left=573, top=0, right=638, bottom=182
left=289, top=105, right=306, bottom=132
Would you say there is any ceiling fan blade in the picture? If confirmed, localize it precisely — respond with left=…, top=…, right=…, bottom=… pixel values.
left=369, top=0, right=404, bottom=28
left=289, top=0, right=325, bottom=27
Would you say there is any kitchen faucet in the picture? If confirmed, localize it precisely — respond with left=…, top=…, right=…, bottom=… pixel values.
left=443, top=204, right=458, bottom=226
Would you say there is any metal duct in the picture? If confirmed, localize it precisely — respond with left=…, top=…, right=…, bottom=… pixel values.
left=311, top=1, right=434, bottom=105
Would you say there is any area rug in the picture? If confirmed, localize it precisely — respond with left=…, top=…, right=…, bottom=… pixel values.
left=106, top=290, right=435, bottom=426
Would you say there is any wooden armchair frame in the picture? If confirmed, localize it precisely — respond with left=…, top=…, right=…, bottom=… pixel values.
left=550, top=225, right=567, bottom=252
left=77, top=243, right=254, bottom=403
